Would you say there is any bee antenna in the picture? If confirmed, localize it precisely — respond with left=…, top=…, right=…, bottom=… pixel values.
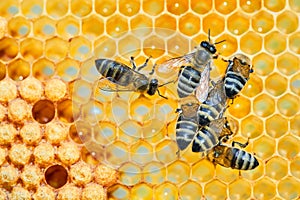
left=214, top=40, right=226, bottom=45
left=208, top=29, right=211, bottom=42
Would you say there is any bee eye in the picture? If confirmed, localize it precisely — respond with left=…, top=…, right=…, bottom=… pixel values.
left=210, top=46, right=216, bottom=54
left=201, top=41, right=208, bottom=48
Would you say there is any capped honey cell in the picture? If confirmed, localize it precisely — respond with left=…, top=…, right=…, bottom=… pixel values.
left=82, top=183, right=106, bottom=200
left=94, top=164, right=119, bottom=187
left=33, top=186, right=56, bottom=200
left=11, top=186, right=31, bottom=200
left=70, top=161, right=93, bottom=186
left=9, top=143, right=32, bottom=166
left=19, top=77, right=43, bottom=103
left=57, top=142, right=81, bottom=165
left=21, top=165, right=42, bottom=189
left=57, top=184, right=81, bottom=200
left=33, top=142, right=55, bottom=166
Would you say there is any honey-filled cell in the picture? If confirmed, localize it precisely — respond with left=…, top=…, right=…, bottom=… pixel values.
left=202, top=13, right=225, bottom=37
left=20, top=37, right=43, bottom=62
left=45, top=37, right=69, bottom=62
left=215, top=0, right=237, bottom=14
left=32, top=58, right=55, bottom=81
left=95, top=0, right=116, bottom=17
left=0, top=37, right=18, bottom=62
left=82, top=15, right=104, bottom=39
left=8, top=16, right=31, bottom=38
left=7, top=58, right=30, bottom=81
left=0, top=62, right=5, bottom=81
left=69, top=36, right=92, bottom=61
left=227, top=12, right=249, bottom=35
left=240, top=0, right=261, bottom=13
left=166, top=0, right=189, bottom=15
left=70, top=0, right=92, bottom=17
left=106, top=14, right=128, bottom=38
left=240, top=31, right=262, bottom=55
left=119, top=0, right=140, bottom=17
left=33, top=16, right=56, bottom=39
left=191, top=0, right=212, bottom=14
left=46, top=0, right=68, bottom=18
left=21, top=0, right=43, bottom=18
left=57, top=16, right=80, bottom=39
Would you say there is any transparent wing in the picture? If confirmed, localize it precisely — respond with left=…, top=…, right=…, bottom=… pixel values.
left=210, top=118, right=225, bottom=136
left=96, top=77, right=137, bottom=92
left=195, top=63, right=211, bottom=103
left=157, top=52, right=196, bottom=73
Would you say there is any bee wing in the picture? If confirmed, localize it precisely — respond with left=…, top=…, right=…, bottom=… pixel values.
left=158, top=52, right=196, bottom=73
left=195, top=64, right=211, bottom=102
left=209, top=118, right=225, bottom=136
left=96, top=77, right=137, bottom=92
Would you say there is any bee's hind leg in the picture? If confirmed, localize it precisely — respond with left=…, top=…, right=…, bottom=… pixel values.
left=232, top=139, right=249, bottom=148
left=137, top=56, right=152, bottom=71
left=130, top=56, right=137, bottom=70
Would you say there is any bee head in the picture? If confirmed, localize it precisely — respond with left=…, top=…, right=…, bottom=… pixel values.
left=200, top=41, right=217, bottom=54
left=147, top=78, right=159, bottom=95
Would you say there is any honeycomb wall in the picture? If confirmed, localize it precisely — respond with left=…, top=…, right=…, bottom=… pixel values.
left=0, top=0, right=299, bottom=199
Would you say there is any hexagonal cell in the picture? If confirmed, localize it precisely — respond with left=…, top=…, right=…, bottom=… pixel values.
left=45, top=164, right=68, bottom=189
left=253, top=135, right=275, bottom=161
left=252, top=53, right=274, bottom=76
left=265, top=156, right=288, bottom=180
left=33, top=16, right=56, bottom=39
left=241, top=75, right=263, bottom=98
left=278, top=177, right=300, bottom=199
left=167, top=0, right=188, bottom=15
left=81, top=100, right=105, bottom=124
left=266, top=114, right=288, bottom=138
left=202, top=13, right=225, bottom=37
left=21, top=0, right=43, bottom=18
left=8, top=16, right=31, bottom=38
left=179, top=181, right=202, bottom=199
left=57, top=16, right=79, bottom=39
left=106, top=140, right=129, bottom=167
left=46, top=0, right=68, bottom=18
left=106, top=14, right=128, bottom=38
left=265, top=73, right=287, bottom=97
left=45, top=37, right=68, bottom=62
left=215, top=0, right=236, bottom=14
left=240, top=115, right=263, bottom=139
left=252, top=11, right=274, bottom=33
left=118, top=120, right=141, bottom=145
left=69, top=36, right=92, bottom=61
left=191, top=159, right=214, bottom=182
left=8, top=58, right=30, bottom=81
left=20, top=38, right=43, bottom=62
left=95, top=0, right=116, bottom=16
left=215, top=165, right=239, bottom=183
left=130, top=15, right=152, bottom=36
left=278, top=135, right=300, bottom=160
left=278, top=53, right=299, bottom=76
left=56, top=58, right=80, bottom=82
left=277, top=93, right=299, bottom=117
left=253, top=177, right=276, bottom=199
left=240, top=0, right=261, bottom=13
left=167, top=34, right=190, bottom=59
left=94, top=36, right=117, bottom=59
left=191, top=0, right=212, bottom=14
left=0, top=0, right=19, bottom=17
left=204, top=180, right=227, bottom=200
left=264, top=0, right=285, bottom=12
left=289, top=32, right=300, bottom=54
left=130, top=140, right=153, bottom=165
left=143, top=161, right=166, bottom=185
left=289, top=0, right=300, bottom=12
left=277, top=11, right=298, bottom=34
left=82, top=15, right=104, bottom=39
left=119, top=0, right=140, bottom=17
left=179, top=13, right=200, bottom=37
left=57, top=99, right=76, bottom=123
left=143, top=35, right=165, bottom=58
left=142, top=0, right=164, bottom=16
left=155, top=139, right=178, bottom=164
left=108, top=184, right=130, bottom=200
left=215, top=34, right=237, bottom=57
left=264, top=31, right=286, bottom=55
left=118, top=35, right=141, bottom=57
left=154, top=182, right=178, bottom=200
left=240, top=31, right=262, bottom=55
left=0, top=37, right=18, bottom=61
left=253, top=94, right=275, bottom=117
left=32, top=58, right=55, bottom=80
left=228, top=96, right=251, bottom=118
left=109, top=97, right=130, bottom=125
left=229, top=178, right=251, bottom=199
left=69, top=121, right=90, bottom=144
left=241, top=160, right=264, bottom=181
left=167, top=160, right=190, bottom=184
left=155, top=14, right=176, bottom=37
left=71, top=79, right=92, bottom=105
left=131, top=183, right=153, bottom=200
left=119, top=162, right=141, bottom=186
left=93, top=121, right=116, bottom=145
left=227, top=12, right=249, bottom=35
left=71, top=0, right=92, bottom=17
left=291, top=156, right=300, bottom=179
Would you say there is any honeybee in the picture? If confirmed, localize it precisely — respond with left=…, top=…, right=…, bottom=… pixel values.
left=223, top=54, right=253, bottom=99
left=159, top=30, right=225, bottom=102
left=95, top=56, right=170, bottom=98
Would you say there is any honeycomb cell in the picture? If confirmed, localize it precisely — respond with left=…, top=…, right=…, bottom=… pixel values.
left=167, top=0, right=188, bottom=15
left=72, top=79, right=93, bottom=105
left=8, top=98, right=30, bottom=123
left=277, top=93, right=299, bottom=117
left=45, top=165, right=68, bottom=189
left=94, top=36, right=117, bottom=59
left=20, top=38, right=43, bottom=62
left=155, top=182, right=178, bottom=200
left=155, top=14, right=177, bottom=37
left=241, top=115, right=263, bottom=139
left=69, top=36, right=92, bottom=61
left=252, top=11, right=274, bottom=33
left=82, top=183, right=106, bottom=200
left=106, top=141, right=130, bottom=167
left=204, top=180, right=227, bottom=200
left=155, top=139, right=177, bottom=164
left=167, top=34, right=190, bottom=60
left=215, top=165, right=239, bottom=183
left=108, top=184, right=130, bottom=200
left=228, top=96, right=251, bottom=118
left=178, top=13, right=200, bottom=37
left=32, top=58, right=55, bottom=80
left=21, top=165, right=42, bottom=189
left=33, top=16, right=56, bottom=39
left=240, top=31, right=262, bottom=55
left=57, top=16, right=79, bottom=39
left=252, top=53, right=274, bottom=76
left=57, top=184, right=81, bottom=200
left=264, top=0, right=285, bottom=12
left=71, top=0, right=92, bottom=17
left=118, top=120, right=142, bottom=144
left=9, top=144, right=31, bottom=166
left=20, top=122, right=42, bottom=145
left=33, top=186, right=56, bottom=200
left=82, top=15, right=104, bottom=39
left=278, top=135, right=300, bottom=159
left=119, top=0, right=140, bottom=17
left=33, top=142, right=55, bottom=166
left=265, top=73, right=287, bottom=97
left=289, top=32, right=300, bottom=54
left=143, top=35, right=165, bottom=58
left=242, top=74, right=263, bottom=98
left=265, top=156, right=288, bottom=180
left=215, top=0, right=237, bottom=14
left=57, top=99, right=76, bottom=123
left=94, top=164, right=119, bottom=187
left=130, top=15, right=152, bottom=37
left=56, top=58, right=80, bottom=82
left=11, top=187, right=31, bottom=200
left=46, top=0, right=68, bottom=18
left=240, top=161, right=264, bottom=181
left=191, top=0, right=212, bottom=14
left=45, top=121, right=68, bottom=144
left=19, top=77, right=43, bottom=103
left=95, top=0, right=116, bottom=17
left=110, top=97, right=130, bottom=125
left=202, top=13, right=225, bottom=37
left=266, top=114, right=288, bottom=138
left=118, top=35, right=141, bottom=57
left=253, top=177, right=276, bottom=200
left=179, top=181, right=202, bottom=200
left=81, top=100, right=105, bottom=124
left=277, top=11, right=298, bottom=34
left=0, top=0, right=19, bottom=17
left=265, top=31, right=286, bottom=55
left=21, top=0, right=43, bottom=18
left=106, top=14, right=128, bottom=38
left=167, top=161, right=190, bottom=184
left=215, top=34, right=238, bottom=57
left=191, top=159, right=215, bottom=182
left=0, top=79, right=17, bottom=102
left=291, top=156, right=300, bottom=179
left=119, top=163, right=141, bottom=186
left=32, top=100, right=55, bottom=124
left=253, top=135, right=276, bottom=160
left=253, top=94, right=275, bottom=117
left=131, top=183, right=153, bottom=200
left=227, top=12, right=249, bottom=35
left=0, top=62, right=5, bottom=81
left=8, top=16, right=31, bottom=38
left=240, top=0, right=261, bottom=13
left=279, top=53, right=299, bottom=76
left=7, top=58, right=30, bottom=81
left=93, top=121, right=116, bottom=145
left=229, top=178, right=251, bottom=199
left=278, top=176, right=300, bottom=199
left=130, top=140, right=153, bottom=165
left=0, top=165, right=18, bottom=187
left=289, top=0, right=300, bottom=12
left=70, top=161, right=93, bottom=186
left=143, top=162, right=166, bottom=185
left=291, top=114, right=300, bottom=137
left=45, top=37, right=68, bottom=62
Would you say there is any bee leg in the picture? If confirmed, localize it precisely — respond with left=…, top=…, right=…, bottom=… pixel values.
left=137, top=56, right=152, bottom=71
left=157, top=89, right=168, bottom=99
left=176, top=149, right=181, bottom=158
left=221, top=57, right=230, bottom=63
left=149, top=63, right=156, bottom=75
left=130, top=56, right=137, bottom=70
left=232, top=139, right=249, bottom=148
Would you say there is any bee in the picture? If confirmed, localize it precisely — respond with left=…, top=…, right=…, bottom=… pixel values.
left=95, top=56, right=170, bottom=99
left=223, top=54, right=253, bottom=100
left=159, top=30, right=225, bottom=102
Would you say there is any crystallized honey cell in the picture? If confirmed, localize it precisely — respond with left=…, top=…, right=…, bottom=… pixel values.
left=0, top=165, right=19, bottom=187
left=9, top=144, right=32, bottom=166
left=33, top=186, right=56, bottom=200
left=19, top=77, right=43, bottom=102
left=21, top=165, right=42, bottom=189
left=94, top=164, right=119, bottom=187
left=0, top=123, right=17, bottom=145
left=0, top=79, right=17, bottom=102
left=70, top=161, right=93, bottom=186
left=45, top=78, right=67, bottom=101
left=20, top=122, right=42, bottom=145
left=57, top=184, right=81, bottom=200
left=33, top=142, right=55, bottom=166
left=10, top=186, right=31, bottom=200
left=57, top=142, right=81, bottom=165
left=45, top=165, right=68, bottom=189
left=82, top=183, right=106, bottom=200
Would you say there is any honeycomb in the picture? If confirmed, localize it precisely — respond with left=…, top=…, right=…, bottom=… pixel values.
left=0, top=0, right=299, bottom=199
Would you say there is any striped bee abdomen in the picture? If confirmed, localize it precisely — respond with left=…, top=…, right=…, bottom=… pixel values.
left=176, top=115, right=198, bottom=151
left=192, top=126, right=219, bottom=152
left=177, top=66, right=201, bottom=98
left=231, top=148, right=259, bottom=170
left=197, top=104, right=220, bottom=126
